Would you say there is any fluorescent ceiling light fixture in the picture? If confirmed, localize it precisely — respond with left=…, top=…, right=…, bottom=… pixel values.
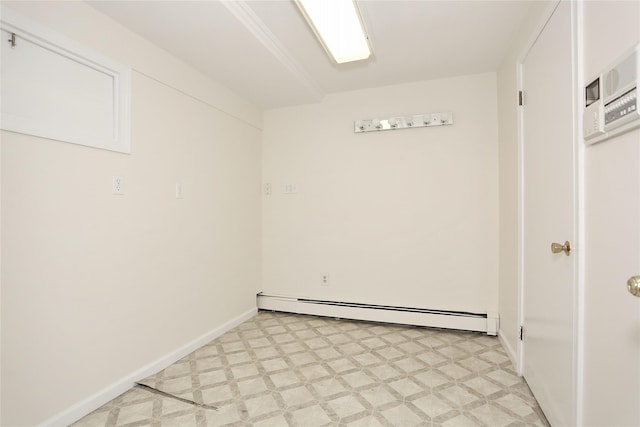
left=295, top=0, right=372, bottom=64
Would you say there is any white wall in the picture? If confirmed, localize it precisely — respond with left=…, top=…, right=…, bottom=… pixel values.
left=582, top=1, right=640, bottom=425
left=262, top=73, right=499, bottom=314
left=1, top=3, right=262, bottom=425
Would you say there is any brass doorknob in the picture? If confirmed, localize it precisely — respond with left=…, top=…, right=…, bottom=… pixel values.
left=551, top=241, right=571, bottom=256
left=627, top=276, right=640, bottom=297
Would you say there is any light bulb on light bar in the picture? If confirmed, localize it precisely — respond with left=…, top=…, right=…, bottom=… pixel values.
left=295, top=0, right=372, bottom=64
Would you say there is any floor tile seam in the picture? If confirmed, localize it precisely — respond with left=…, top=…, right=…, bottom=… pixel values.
left=313, top=397, right=343, bottom=423
left=367, top=409, right=401, bottom=427
left=340, top=406, right=379, bottom=424
left=271, top=398, right=342, bottom=425
left=434, top=408, right=488, bottom=426
left=401, top=398, right=444, bottom=423
left=463, top=403, right=525, bottom=427
left=443, top=374, right=508, bottom=400
left=426, top=408, right=468, bottom=425
left=103, top=406, right=122, bottom=427
left=431, top=386, right=483, bottom=411
left=115, top=418, right=157, bottom=427
left=489, top=398, right=541, bottom=422
left=476, top=370, right=525, bottom=391
left=493, top=392, right=539, bottom=409
left=439, top=392, right=538, bottom=424
left=278, top=391, right=345, bottom=416
left=373, top=378, right=418, bottom=402
left=347, top=388, right=378, bottom=412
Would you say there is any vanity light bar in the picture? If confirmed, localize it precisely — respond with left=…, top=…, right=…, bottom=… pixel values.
left=355, top=112, right=453, bottom=133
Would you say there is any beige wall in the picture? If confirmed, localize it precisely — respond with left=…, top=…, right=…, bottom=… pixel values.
left=1, top=3, right=262, bottom=425
left=496, top=49, right=520, bottom=361
left=262, top=73, right=499, bottom=314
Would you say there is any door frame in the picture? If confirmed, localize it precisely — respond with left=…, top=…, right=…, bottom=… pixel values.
left=515, top=0, right=585, bottom=425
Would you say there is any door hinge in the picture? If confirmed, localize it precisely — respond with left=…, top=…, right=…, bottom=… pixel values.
left=8, top=32, right=16, bottom=48
left=518, top=90, right=524, bottom=106
left=520, top=326, right=524, bottom=341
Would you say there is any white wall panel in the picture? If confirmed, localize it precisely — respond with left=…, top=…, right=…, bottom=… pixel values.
left=1, top=9, right=130, bottom=153
left=262, top=73, right=499, bottom=314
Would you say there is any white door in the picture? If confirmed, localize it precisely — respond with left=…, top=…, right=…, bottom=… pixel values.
left=521, top=2, right=576, bottom=426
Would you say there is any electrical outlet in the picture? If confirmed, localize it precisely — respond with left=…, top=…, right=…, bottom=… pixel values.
left=321, top=273, right=330, bottom=286
left=175, top=182, right=184, bottom=199
left=264, top=183, right=272, bottom=195
left=112, top=176, right=124, bottom=195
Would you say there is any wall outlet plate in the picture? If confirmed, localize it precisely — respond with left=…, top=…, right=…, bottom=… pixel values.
left=112, top=176, right=124, bottom=195
left=321, top=273, right=330, bottom=286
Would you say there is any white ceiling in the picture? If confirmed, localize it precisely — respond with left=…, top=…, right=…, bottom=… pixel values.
left=88, top=0, right=538, bottom=109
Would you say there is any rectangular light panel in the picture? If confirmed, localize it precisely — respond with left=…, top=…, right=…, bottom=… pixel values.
left=295, top=0, right=371, bottom=64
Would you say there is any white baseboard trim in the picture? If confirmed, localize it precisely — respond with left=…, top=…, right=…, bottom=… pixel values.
left=257, top=293, right=498, bottom=335
left=498, top=329, right=520, bottom=373
left=38, top=307, right=258, bottom=427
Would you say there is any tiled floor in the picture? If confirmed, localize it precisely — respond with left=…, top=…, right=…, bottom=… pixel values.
left=73, top=311, right=549, bottom=426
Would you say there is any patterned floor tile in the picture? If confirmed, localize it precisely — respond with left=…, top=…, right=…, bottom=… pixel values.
left=411, top=394, right=455, bottom=419
left=312, top=377, right=349, bottom=399
left=467, top=404, right=516, bottom=427
left=378, top=403, right=423, bottom=426
left=388, top=378, right=424, bottom=398
left=280, top=385, right=316, bottom=407
left=73, top=311, right=550, bottom=427
left=327, top=394, right=367, bottom=418
left=72, top=387, right=208, bottom=427
left=359, top=385, right=397, bottom=408
left=290, top=404, right=334, bottom=426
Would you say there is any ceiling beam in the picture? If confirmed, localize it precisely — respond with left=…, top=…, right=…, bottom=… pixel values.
left=222, top=0, right=325, bottom=104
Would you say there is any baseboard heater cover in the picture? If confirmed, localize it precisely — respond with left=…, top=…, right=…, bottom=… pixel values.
left=257, top=293, right=498, bottom=336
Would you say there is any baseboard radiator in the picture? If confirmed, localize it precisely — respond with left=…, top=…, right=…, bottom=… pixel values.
left=257, top=293, right=498, bottom=336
